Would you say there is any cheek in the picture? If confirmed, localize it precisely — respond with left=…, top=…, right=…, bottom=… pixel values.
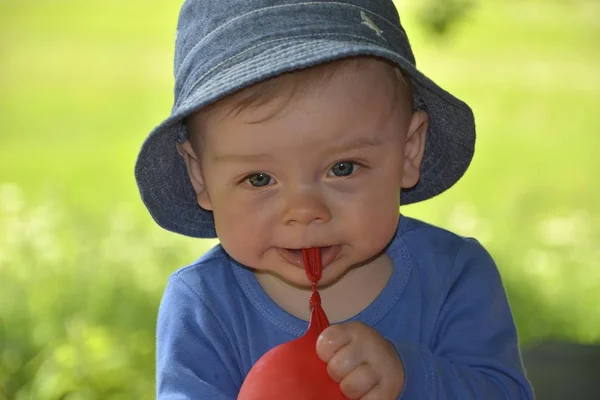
left=338, top=182, right=400, bottom=248
left=363, top=201, right=400, bottom=242
left=211, top=199, right=272, bottom=267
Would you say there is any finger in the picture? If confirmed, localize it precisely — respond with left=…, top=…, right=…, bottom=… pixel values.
left=316, top=324, right=352, bottom=362
left=359, top=385, right=386, bottom=400
left=339, top=363, right=378, bottom=400
left=358, top=369, right=404, bottom=400
left=326, top=341, right=364, bottom=383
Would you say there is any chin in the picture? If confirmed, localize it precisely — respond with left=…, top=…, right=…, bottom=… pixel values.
left=256, top=253, right=356, bottom=288
left=255, top=266, right=311, bottom=288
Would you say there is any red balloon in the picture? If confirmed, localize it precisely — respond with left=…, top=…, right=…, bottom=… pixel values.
left=238, top=248, right=348, bottom=400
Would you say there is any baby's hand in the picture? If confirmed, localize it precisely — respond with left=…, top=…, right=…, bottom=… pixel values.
left=316, top=321, right=405, bottom=400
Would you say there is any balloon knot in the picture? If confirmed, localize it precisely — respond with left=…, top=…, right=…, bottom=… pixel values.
left=309, top=291, right=322, bottom=309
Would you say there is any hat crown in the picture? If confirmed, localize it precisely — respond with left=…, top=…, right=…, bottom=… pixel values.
left=173, top=0, right=413, bottom=106
left=134, top=0, right=475, bottom=238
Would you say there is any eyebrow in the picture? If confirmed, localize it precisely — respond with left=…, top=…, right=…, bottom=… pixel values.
left=212, top=152, right=274, bottom=163
left=212, top=136, right=382, bottom=164
left=326, top=137, right=383, bottom=154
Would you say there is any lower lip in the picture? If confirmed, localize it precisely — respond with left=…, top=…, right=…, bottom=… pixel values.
left=277, top=246, right=342, bottom=270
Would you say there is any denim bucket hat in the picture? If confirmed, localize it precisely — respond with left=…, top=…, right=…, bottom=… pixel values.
left=135, top=0, right=476, bottom=238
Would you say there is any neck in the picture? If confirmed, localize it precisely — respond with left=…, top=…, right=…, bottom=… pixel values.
left=256, top=252, right=393, bottom=323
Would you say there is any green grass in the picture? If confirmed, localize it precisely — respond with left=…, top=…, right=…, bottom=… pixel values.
left=1, top=0, right=599, bottom=398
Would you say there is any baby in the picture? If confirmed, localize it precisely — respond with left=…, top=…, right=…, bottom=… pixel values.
left=135, top=0, right=534, bottom=398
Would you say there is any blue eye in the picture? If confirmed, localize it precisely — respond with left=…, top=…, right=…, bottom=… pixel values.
left=246, top=173, right=273, bottom=187
left=330, top=161, right=356, bottom=177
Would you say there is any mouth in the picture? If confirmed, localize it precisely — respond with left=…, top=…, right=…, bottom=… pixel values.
left=276, top=245, right=342, bottom=270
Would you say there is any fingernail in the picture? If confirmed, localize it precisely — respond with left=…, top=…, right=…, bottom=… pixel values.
left=317, top=333, right=324, bottom=346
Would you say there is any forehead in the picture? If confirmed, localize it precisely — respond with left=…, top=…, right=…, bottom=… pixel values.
left=191, top=57, right=409, bottom=123
left=187, top=57, right=412, bottom=153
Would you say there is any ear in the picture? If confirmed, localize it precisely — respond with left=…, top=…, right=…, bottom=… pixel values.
left=177, top=141, right=213, bottom=211
left=401, top=110, right=429, bottom=189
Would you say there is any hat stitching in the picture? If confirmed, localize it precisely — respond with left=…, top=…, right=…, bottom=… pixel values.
left=170, top=38, right=394, bottom=141
left=179, top=33, right=387, bottom=104
left=169, top=38, right=413, bottom=163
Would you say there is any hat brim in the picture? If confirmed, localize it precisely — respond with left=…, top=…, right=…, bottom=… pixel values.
left=135, top=37, right=475, bottom=238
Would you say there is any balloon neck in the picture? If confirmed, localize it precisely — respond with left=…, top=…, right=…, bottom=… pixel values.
left=302, top=247, right=329, bottom=335
left=309, top=290, right=321, bottom=309
left=308, top=290, right=329, bottom=336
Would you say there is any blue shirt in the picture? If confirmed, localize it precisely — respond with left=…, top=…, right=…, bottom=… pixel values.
left=157, top=216, right=534, bottom=399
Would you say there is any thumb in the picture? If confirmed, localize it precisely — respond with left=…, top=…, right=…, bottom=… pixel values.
left=316, top=324, right=352, bottom=362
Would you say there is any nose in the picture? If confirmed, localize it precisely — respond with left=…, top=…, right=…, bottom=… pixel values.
left=280, top=186, right=332, bottom=226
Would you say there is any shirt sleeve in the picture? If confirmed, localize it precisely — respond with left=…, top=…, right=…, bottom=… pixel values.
left=156, top=274, right=240, bottom=400
left=391, top=238, right=534, bottom=399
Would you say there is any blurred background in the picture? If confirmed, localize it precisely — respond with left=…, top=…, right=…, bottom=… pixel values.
left=1, top=0, right=598, bottom=398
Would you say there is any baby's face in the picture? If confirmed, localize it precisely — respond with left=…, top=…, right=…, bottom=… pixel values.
left=185, top=59, right=427, bottom=287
